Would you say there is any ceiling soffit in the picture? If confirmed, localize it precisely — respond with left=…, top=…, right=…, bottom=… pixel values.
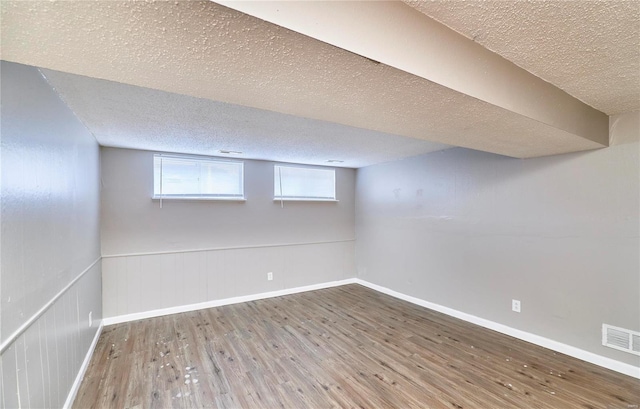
left=40, top=67, right=451, bottom=168
left=403, top=0, right=640, bottom=116
left=1, top=0, right=608, bottom=158
left=217, top=0, right=609, bottom=147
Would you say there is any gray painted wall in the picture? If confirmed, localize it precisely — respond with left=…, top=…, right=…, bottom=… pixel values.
left=355, top=110, right=640, bottom=367
left=101, top=148, right=355, bottom=255
left=101, top=148, right=356, bottom=318
left=1, top=61, right=102, bottom=408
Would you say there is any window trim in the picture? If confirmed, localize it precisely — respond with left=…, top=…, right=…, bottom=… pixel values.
left=271, top=198, right=339, bottom=202
left=152, top=196, right=247, bottom=202
left=153, top=154, right=245, bottom=201
left=273, top=164, right=337, bottom=202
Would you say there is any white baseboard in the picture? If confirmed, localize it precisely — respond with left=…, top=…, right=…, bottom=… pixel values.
left=63, top=321, right=104, bottom=409
left=353, top=278, right=640, bottom=380
left=100, top=277, right=639, bottom=380
left=103, top=278, right=358, bottom=326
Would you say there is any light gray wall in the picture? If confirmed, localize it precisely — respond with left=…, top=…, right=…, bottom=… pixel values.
left=355, top=110, right=640, bottom=367
left=101, top=147, right=355, bottom=255
left=101, top=147, right=356, bottom=317
left=1, top=61, right=102, bottom=408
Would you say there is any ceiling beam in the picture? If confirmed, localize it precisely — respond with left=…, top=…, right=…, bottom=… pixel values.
left=216, top=0, right=608, bottom=147
left=1, top=0, right=609, bottom=158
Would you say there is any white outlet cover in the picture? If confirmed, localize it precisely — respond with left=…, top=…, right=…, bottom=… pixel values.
left=512, top=300, right=521, bottom=313
left=89, top=311, right=93, bottom=327
left=267, top=272, right=273, bottom=281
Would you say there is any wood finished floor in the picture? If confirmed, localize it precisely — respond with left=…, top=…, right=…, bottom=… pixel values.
left=73, top=284, right=640, bottom=409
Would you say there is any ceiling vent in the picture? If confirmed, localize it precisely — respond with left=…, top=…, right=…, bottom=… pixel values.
left=602, top=324, right=640, bottom=356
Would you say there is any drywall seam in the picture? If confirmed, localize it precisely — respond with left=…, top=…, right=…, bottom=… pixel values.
left=101, top=239, right=356, bottom=259
left=0, top=257, right=102, bottom=354
left=62, top=321, right=103, bottom=409
left=353, top=279, right=640, bottom=380
left=102, top=278, right=359, bottom=326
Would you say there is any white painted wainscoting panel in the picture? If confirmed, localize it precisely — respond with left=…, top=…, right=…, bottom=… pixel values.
left=0, top=262, right=102, bottom=409
left=102, top=241, right=355, bottom=318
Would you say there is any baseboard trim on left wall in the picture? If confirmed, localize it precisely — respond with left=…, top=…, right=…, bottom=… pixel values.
left=63, top=321, right=104, bottom=409
left=102, top=278, right=358, bottom=326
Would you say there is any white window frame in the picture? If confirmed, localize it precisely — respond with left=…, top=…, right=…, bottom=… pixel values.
left=153, top=154, right=245, bottom=201
left=273, top=164, right=338, bottom=202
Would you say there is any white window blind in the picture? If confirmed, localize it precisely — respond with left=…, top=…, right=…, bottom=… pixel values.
left=274, top=165, right=336, bottom=201
left=154, top=155, right=244, bottom=200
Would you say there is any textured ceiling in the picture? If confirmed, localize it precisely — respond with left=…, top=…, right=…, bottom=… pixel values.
left=41, top=68, right=449, bottom=168
left=0, top=0, right=606, bottom=160
left=403, top=0, right=640, bottom=115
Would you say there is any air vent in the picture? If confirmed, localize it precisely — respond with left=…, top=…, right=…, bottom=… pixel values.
left=633, top=334, right=640, bottom=354
left=602, top=324, right=640, bottom=356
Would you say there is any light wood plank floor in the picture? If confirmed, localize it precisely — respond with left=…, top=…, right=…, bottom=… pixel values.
left=74, top=284, right=639, bottom=408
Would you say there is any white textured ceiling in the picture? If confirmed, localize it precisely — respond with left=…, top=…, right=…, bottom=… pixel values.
left=403, top=0, right=640, bottom=115
left=0, top=0, right=609, bottom=160
left=40, top=68, right=448, bottom=168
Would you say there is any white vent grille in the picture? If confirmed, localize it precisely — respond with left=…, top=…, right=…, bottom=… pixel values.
left=602, top=324, right=640, bottom=356
left=633, top=334, right=640, bottom=354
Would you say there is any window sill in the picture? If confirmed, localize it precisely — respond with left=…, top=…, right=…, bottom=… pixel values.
left=152, top=196, right=246, bottom=202
left=273, top=198, right=339, bottom=202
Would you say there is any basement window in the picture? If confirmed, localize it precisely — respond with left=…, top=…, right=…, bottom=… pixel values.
left=153, top=154, right=245, bottom=201
left=274, top=165, right=337, bottom=201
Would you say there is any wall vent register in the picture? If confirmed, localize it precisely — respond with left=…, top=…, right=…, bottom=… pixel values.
left=153, top=154, right=245, bottom=202
left=602, top=324, right=640, bottom=356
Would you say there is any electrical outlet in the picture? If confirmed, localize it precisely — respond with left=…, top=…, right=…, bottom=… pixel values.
left=267, top=272, right=273, bottom=281
left=89, top=311, right=93, bottom=327
left=512, top=299, right=521, bottom=313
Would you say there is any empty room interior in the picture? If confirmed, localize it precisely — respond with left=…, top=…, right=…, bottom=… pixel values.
left=1, top=1, right=640, bottom=408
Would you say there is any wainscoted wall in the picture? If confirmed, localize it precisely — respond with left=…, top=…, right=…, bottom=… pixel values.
left=102, top=241, right=354, bottom=318
left=355, top=110, right=640, bottom=368
left=1, top=62, right=102, bottom=407
left=101, top=148, right=356, bottom=319
left=1, top=263, right=101, bottom=408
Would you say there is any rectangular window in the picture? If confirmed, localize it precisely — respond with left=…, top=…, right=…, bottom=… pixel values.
left=153, top=154, right=244, bottom=200
left=274, top=165, right=336, bottom=201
